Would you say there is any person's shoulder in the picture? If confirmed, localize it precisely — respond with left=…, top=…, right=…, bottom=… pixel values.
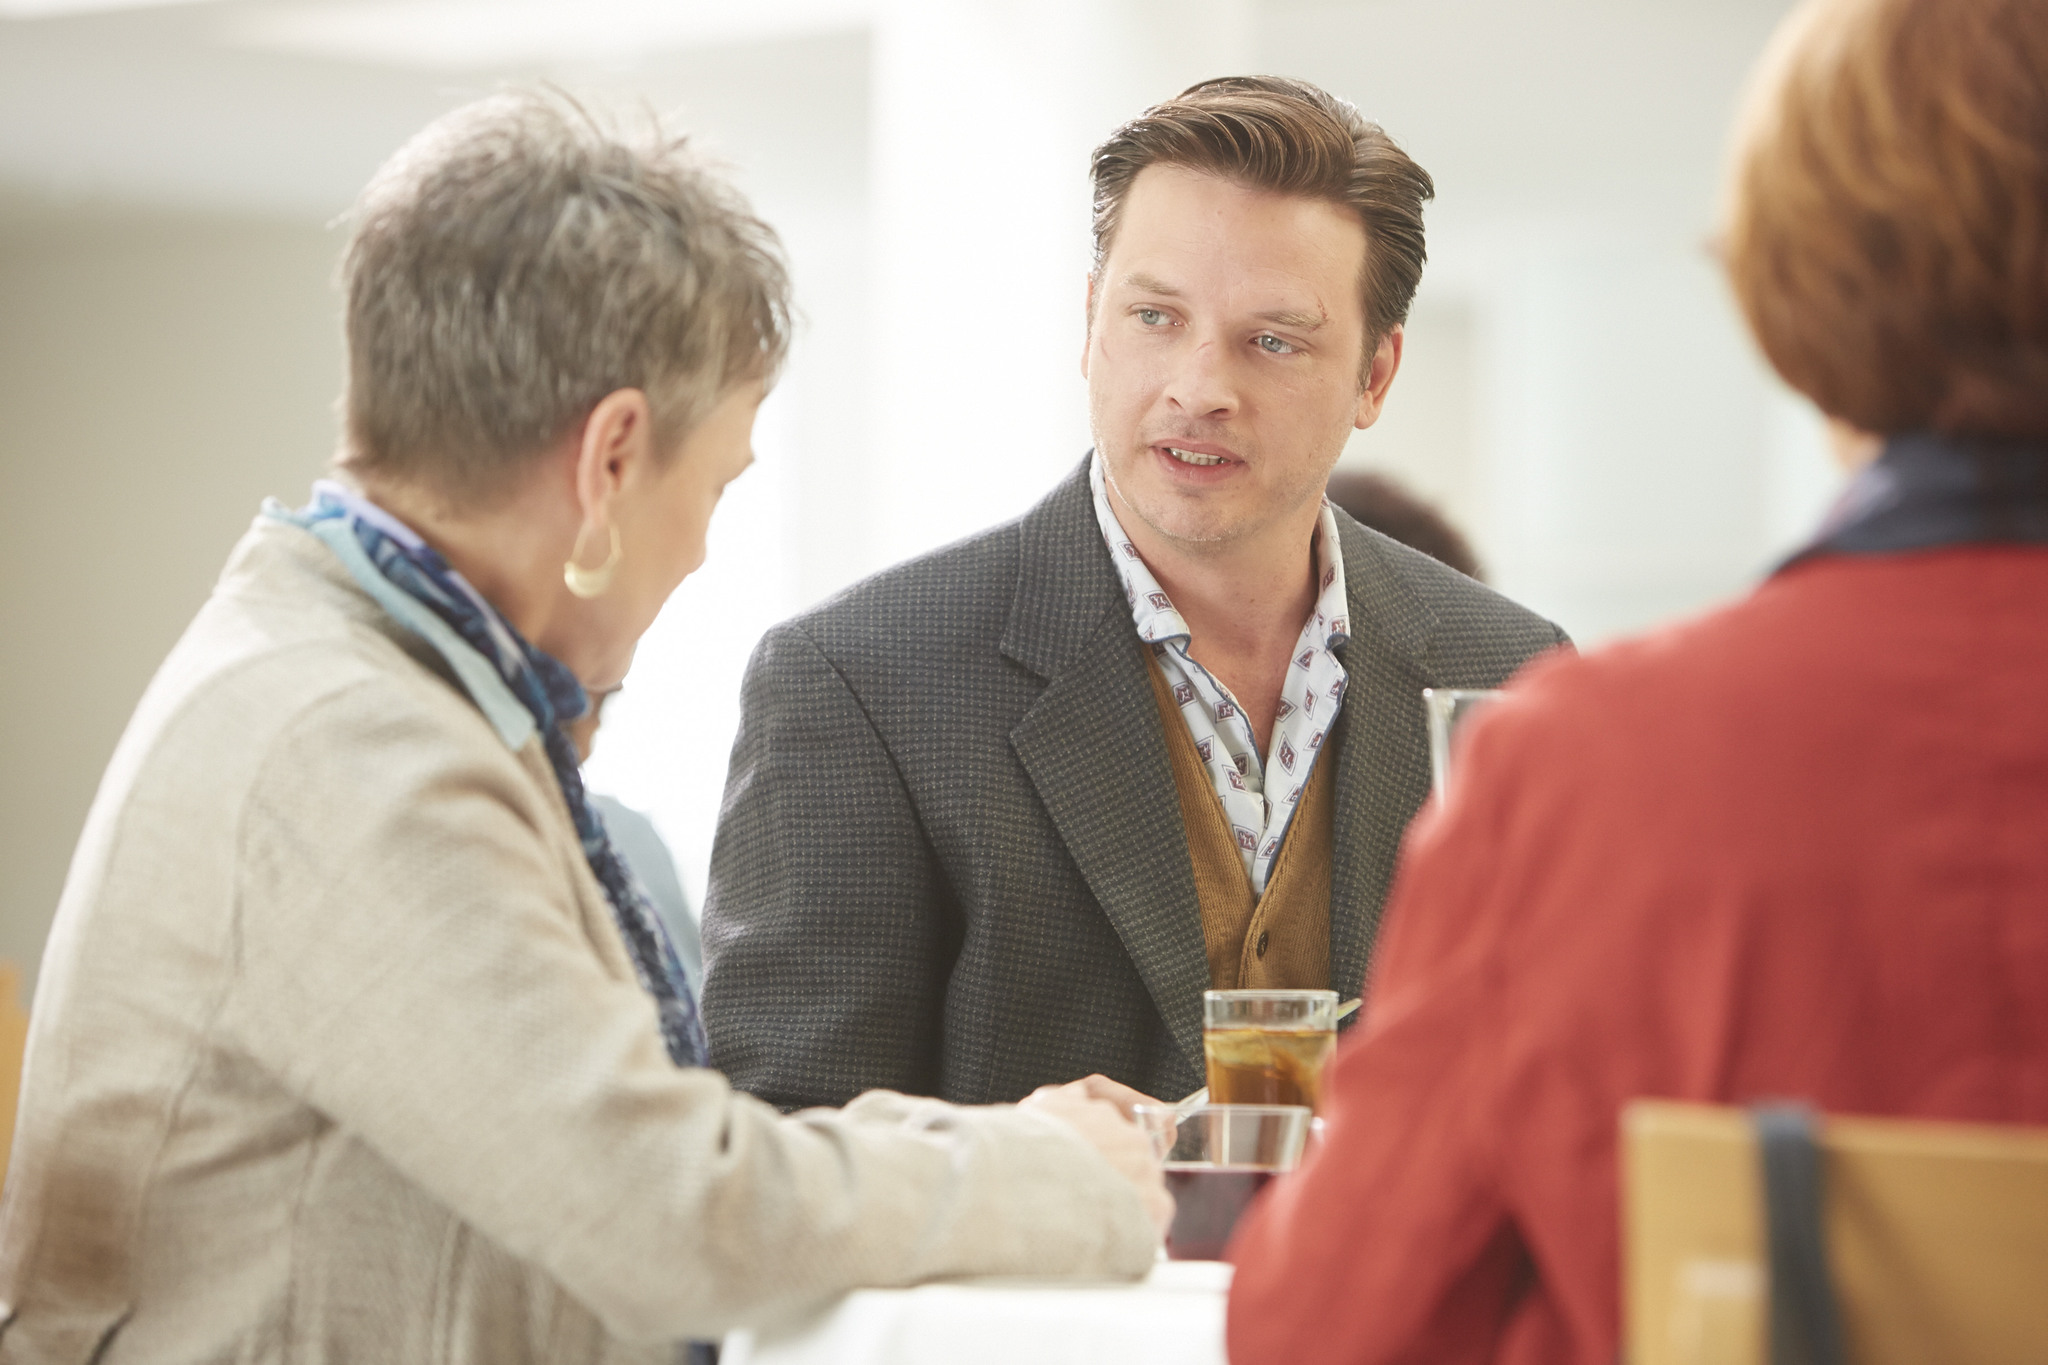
left=1464, top=574, right=1825, bottom=777
left=1351, top=516, right=1558, bottom=632
left=797, top=516, right=1024, bottom=636
left=1510, top=553, right=1914, bottom=722
left=75, top=516, right=533, bottom=930
left=1334, top=510, right=1570, bottom=675
left=148, top=517, right=524, bottom=794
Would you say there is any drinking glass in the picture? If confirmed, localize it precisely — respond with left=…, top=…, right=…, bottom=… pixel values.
left=1131, top=1103, right=1312, bottom=1260
left=1202, top=988, right=1338, bottom=1112
left=1422, top=687, right=1504, bottom=806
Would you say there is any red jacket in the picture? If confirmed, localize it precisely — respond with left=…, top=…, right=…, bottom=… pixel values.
left=1227, top=547, right=2048, bottom=1365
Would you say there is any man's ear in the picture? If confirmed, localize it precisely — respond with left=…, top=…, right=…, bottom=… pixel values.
left=1081, top=273, right=1098, bottom=381
left=573, top=387, right=655, bottom=528
left=1353, top=325, right=1405, bottom=430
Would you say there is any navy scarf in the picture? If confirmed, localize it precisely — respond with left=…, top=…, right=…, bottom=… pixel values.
left=284, top=488, right=709, bottom=1068
left=1782, top=429, right=2048, bottom=569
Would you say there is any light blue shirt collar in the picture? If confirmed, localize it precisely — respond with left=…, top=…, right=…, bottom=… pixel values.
left=265, top=490, right=539, bottom=752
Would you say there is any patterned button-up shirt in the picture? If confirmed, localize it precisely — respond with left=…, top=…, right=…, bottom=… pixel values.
left=1090, top=455, right=1351, bottom=894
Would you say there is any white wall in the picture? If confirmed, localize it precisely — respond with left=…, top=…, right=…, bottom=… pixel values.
left=1336, top=297, right=1481, bottom=562
left=0, top=203, right=344, bottom=984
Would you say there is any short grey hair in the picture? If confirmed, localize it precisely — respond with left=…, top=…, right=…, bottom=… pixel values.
left=338, top=89, right=791, bottom=501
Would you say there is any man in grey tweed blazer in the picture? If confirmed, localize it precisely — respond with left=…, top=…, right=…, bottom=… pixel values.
left=702, top=77, right=1568, bottom=1109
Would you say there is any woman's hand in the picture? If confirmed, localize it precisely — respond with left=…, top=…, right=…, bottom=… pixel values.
left=1067, top=1073, right=1161, bottom=1121
left=1021, top=1077, right=1174, bottom=1236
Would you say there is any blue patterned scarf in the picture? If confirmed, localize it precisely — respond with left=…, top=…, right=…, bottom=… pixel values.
left=1781, top=429, right=2048, bottom=570
left=278, top=485, right=708, bottom=1068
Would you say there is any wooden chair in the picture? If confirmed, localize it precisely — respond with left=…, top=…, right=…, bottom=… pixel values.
left=1623, top=1099, right=2048, bottom=1365
left=0, top=962, right=28, bottom=1199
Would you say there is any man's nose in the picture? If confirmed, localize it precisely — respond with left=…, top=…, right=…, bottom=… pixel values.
left=1162, top=335, right=1239, bottom=421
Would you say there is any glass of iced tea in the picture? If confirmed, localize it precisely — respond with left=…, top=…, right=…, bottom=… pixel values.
left=1203, top=988, right=1338, bottom=1112
left=1131, top=1103, right=1312, bottom=1260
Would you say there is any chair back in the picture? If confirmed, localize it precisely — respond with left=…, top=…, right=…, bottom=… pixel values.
left=0, top=961, right=28, bottom=1197
left=1623, top=1099, right=2048, bottom=1365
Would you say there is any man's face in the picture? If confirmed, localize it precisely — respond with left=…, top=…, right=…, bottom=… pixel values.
left=1084, top=164, right=1388, bottom=552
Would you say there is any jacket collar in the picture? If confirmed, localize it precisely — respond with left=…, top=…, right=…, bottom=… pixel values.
left=1330, top=510, right=1439, bottom=681
left=1779, top=428, right=2048, bottom=571
left=1001, top=457, right=1445, bottom=682
left=1000, top=460, right=1124, bottom=680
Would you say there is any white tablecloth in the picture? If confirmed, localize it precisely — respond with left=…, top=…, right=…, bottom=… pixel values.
left=722, top=1259, right=1231, bottom=1365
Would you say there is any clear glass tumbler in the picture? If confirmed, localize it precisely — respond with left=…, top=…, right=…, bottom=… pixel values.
left=1131, top=1103, right=1313, bottom=1261
left=1422, top=687, right=1504, bottom=806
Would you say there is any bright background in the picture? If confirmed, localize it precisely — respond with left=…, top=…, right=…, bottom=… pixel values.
left=0, top=0, right=1832, bottom=987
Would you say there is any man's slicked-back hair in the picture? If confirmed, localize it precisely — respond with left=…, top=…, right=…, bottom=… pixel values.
left=1725, top=0, right=2048, bottom=438
left=1089, top=75, right=1435, bottom=353
left=340, top=89, right=792, bottom=502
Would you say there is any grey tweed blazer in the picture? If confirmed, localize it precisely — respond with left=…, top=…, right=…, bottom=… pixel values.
left=701, top=461, right=1568, bottom=1110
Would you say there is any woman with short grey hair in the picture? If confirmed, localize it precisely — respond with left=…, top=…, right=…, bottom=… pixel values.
left=0, top=92, right=1165, bottom=1363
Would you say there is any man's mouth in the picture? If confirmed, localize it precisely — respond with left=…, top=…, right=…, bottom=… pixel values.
left=1162, top=445, right=1230, bottom=467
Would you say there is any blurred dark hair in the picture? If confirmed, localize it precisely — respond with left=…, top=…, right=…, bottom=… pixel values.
left=1325, top=471, right=1483, bottom=580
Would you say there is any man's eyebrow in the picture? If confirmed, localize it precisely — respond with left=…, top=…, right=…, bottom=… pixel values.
left=1119, top=272, right=1184, bottom=297
left=1118, top=273, right=1326, bottom=330
left=1253, top=306, right=1327, bottom=331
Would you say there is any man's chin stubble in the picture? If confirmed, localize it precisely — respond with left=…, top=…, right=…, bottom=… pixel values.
left=1128, top=498, right=1259, bottom=553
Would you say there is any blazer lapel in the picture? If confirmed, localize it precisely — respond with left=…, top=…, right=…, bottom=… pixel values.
left=1327, top=518, right=1441, bottom=1002
left=1003, top=462, right=1210, bottom=1072
left=1324, top=646, right=1434, bottom=1000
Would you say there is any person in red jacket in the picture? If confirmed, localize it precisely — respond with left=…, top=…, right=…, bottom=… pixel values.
left=1225, top=0, right=2048, bottom=1361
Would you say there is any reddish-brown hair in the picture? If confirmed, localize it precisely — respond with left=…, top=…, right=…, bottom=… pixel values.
left=1089, top=76, right=1435, bottom=354
left=1724, top=0, right=2048, bottom=438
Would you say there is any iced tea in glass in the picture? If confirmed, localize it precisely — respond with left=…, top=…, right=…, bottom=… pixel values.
left=1202, top=988, right=1338, bottom=1112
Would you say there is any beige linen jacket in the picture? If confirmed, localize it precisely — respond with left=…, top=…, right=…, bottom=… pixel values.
left=0, top=514, right=1156, bottom=1364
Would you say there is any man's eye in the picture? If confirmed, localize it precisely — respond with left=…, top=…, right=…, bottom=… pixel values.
left=1256, top=334, right=1297, bottom=355
left=1137, top=308, right=1169, bottom=326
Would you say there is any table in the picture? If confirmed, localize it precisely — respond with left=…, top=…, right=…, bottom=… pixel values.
left=722, top=1259, right=1231, bottom=1365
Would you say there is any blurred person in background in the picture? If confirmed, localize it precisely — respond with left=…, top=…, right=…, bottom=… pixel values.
left=703, top=76, right=1568, bottom=1114
left=0, top=91, right=1167, bottom=1364
left=564, top=685, right=703, bottom=996
left=1324, top=468, right=1483, bottom=579
left=1228, top=0, right=2048, bottom=1360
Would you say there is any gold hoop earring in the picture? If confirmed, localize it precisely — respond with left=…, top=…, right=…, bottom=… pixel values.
left=563, top=524, right=623, bottom=599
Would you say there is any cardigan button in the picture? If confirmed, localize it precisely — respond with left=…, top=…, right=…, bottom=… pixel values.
left=1255, top=931, right=1269, bottom=958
